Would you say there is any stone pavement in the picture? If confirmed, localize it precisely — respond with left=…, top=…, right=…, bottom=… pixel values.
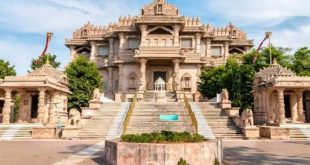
left=223, top=140, right=310, bottom=165
left=0, top=140, right=310, bottom=165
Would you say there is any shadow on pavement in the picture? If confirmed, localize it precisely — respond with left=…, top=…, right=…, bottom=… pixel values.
left=224, top=146, right=310, bottom=165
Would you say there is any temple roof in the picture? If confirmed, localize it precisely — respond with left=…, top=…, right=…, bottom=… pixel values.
left=256, top=62, right=296, bottom=81
left=28, top=63, right=68, bottom=84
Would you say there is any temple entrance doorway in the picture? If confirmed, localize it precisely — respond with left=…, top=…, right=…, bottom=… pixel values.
left=304, top=91, right=310, bottom=123
left=284, top=95, right=291, bottom=119
left=31, top=95, right=39, bottom=119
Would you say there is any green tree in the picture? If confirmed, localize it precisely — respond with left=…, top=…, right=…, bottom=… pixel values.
left=65, top=56, right=103, bottom=110
left=30, top=54, right=60, bottom=70
left=199, top=58, right=255, bottom=110
left=243, top=46, right=291, bottom=71
left=0, top=59, right=16, bottom=79
left=290, top=47, right=310, bottom=76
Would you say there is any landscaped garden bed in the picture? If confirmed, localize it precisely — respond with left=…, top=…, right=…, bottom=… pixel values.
left=105, top=131, right=222, bottom=165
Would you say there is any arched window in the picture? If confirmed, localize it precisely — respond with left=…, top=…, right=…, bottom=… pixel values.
left=128, top=72, right=137, bottom=92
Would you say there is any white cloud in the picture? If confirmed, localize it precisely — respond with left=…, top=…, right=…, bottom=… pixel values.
left=206, top=0, right=310, bottom=27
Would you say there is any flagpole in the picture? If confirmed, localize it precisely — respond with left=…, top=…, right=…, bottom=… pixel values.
left=265, top=32, right=272, bottom=65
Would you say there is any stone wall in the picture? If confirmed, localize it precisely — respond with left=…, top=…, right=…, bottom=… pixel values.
left=105, top=139, right=222, bottom=165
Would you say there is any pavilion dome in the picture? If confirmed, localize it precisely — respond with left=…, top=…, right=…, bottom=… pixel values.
left=28, top=63, right=68, bottom=85
left=255, top=61, right=296, bottom=81
left=155, top=77, right=166, bottom=85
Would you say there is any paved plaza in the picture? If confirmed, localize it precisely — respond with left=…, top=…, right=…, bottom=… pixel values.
left=0, top=140, right=309, bottom=165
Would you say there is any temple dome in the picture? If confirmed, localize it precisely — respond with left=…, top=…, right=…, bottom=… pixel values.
left=255, top=62, right=296, bottom=81
left=28, top=63, right=68, bottom=84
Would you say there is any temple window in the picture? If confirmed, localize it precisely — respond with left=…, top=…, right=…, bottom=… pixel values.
left=82, top=29, right=88, bottom=37
left=181, top=73, right=192, bottom=92
left=128, top=72, right=137, bottom=92
left=157, top=4, right=163, bottom=14
left=128, top=38, right=140, bottom=49
left=181, top=38, right=192, bottom=48
left=98, top=46, right=109, bottom=56
left=211, top=46, right=222, bottom=57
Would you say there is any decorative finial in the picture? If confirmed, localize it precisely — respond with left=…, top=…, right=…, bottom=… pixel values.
left=272, top=58, right=278, bottom=65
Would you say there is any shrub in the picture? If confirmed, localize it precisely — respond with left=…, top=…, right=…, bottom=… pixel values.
left=121, top=131, right=204, bottom=143
left=214, top=159, right=221, bottom=165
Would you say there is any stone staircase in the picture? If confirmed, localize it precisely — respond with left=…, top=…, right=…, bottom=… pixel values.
left=0, top=124, right=43, bottom=140
left=289, top=126, right=310, bottom=140
left=125, top=102, right=194, bottom=134
left=77, top=102, right=130, bottom=139
left=144, top=91, right=155, bottom=102
left=193, top=102, right=243, bottom=139
left=166, top=91, right=177, bottom=102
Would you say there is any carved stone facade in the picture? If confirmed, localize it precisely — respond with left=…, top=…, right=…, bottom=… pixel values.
left=65, top=0, right=253, bottom=102
left=0, top=64, right=71, bottom=125
left=253, top=61, right=310, bottom=125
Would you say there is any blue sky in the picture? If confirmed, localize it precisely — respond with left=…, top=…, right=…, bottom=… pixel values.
left=0, top=0, right=309, bottom=75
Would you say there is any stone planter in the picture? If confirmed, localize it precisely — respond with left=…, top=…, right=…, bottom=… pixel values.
left=62, top=126, right=81, bottom=139
left=105, top=139, right=222, bottom=165
left=259, top=126, right=290, bottom=140
left=243, top=126, right=259, bottom=139
left=32, top=126, right=59, bottom=139
left=219, top=101, right=232, bottom=109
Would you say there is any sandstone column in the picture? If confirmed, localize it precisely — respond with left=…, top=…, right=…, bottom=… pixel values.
left=37, top=88, right=46, bottom=123
left=17, top=90, right=26, bottom=123
left=108, top=67, right=114, bottom=95
left=139, top=58, right=148, bottom=91
left=69, top=46, right=77, bottom=63
left=173, top=25, right=180, bottom=46
left=277, top=89, right=286, bottom=124
left=118, top=64, right=124, bottom=93
left=173, top=59, right=180, bottom=91
left=223, top=42, right=230, bottom=59
left=140, top=25, right=148, bottom=46
left=297, top=90, right=305, bottom=122
left=49, top=91, right=58, bottom=124
left=90, top=41, right=97, bottom=62
left=109, top=38, right=114, bottom=58
left=195, top=33, right=201, bottom=53
left=2, top=88, right=12, bottom=124
left=119, top=33, right=125, bottom=53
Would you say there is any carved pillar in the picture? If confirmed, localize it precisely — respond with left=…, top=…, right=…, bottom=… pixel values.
left=49, top=91, right=58, bottom=124
left=173, top=59, right=180, bottom=91
left=69, top=46, right=77, bottom=63
left=205, top=39, right=211, bottom=58
left=223, top=42, right=230, bottom=59
left=297, top=90, right=305, bottom=122
left=90, top=41, right=97, bottom=61
left=195, top=33, right=201, bottom=53
left=262, top=91, right=268, bottom=124
left=17, top=90, right=26, bottom=123
left=196, top=64, right=202, bottom=83
left=173, top=25, right=180, bottom=46
left=118, top=64, right=124, bottom=93
left=277, top=89, right=286, bottom=124
left=119, top=33, right=125, bottom=53
left=140, top=25, right=148, bottom=46
left=2, top=89, right=12, bottom=124
left=108, top=67, right=113, bottom=95
left=37, top=88, right=46, bottom=123
left=108, top=38, right=114, bottom=58
left=139, top=58, right=148, bottom=91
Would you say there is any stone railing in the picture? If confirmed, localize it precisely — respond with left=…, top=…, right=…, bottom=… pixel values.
left=184, top=95, right=198, bottom=132
left=122, top=95, right=137, bottom=134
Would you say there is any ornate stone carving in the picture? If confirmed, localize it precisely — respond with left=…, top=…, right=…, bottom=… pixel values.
left=67, top=109, right=81, bottom=126
left=92, top=88, right=101, bottom=101
left=241, top=109, right=254, bottom=127
left=221, top=89, right=229, bottom=102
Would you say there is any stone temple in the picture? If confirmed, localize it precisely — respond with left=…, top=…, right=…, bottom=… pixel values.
left=65, top=0, right=253, bottom=102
